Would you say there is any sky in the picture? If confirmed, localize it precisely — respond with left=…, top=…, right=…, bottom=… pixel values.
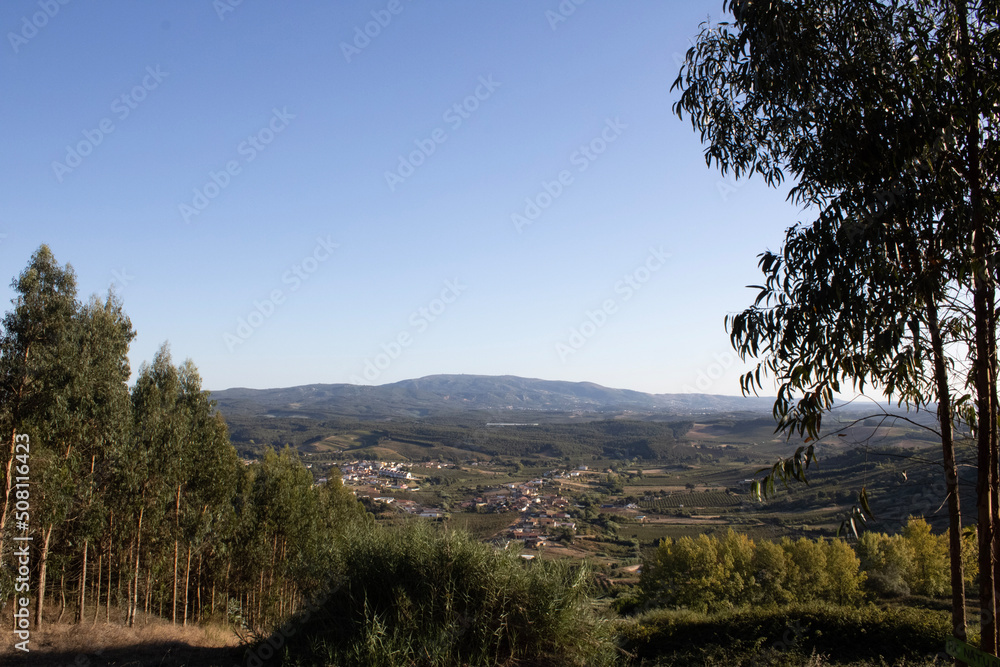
left=0, top=1, right=800, bottom=396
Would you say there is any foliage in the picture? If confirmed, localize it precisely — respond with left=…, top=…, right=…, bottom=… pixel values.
left=617, top=601, right=952, bottom=666
left=0, top=246, right=367, bottom=631
left=269, top=522, right=616, bottom=667
left=639, top=530, right=865, bottom=613
left=857, top=517, right=953, bottom=598
left=672, top=0, right=1000, bottom=649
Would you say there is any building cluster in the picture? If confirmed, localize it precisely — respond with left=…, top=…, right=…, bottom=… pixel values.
left=335, top=461, right=599, bottom=550
left=507, top=506, right=577, bottom=549
left=338, top=460, right=417, bottom=491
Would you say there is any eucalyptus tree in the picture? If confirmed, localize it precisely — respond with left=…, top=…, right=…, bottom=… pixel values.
left=174, top=359, right=239, bottom=625
left=673, top=0, right=998, bottom=653
left=126, top=344, right=183, bottom=626
left=63, top=293, right=134, bottom=623
left=0, top=246, right=78, bottom=585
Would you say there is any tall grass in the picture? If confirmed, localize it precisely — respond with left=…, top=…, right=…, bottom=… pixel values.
left=266, top=522, right=617, bottom=666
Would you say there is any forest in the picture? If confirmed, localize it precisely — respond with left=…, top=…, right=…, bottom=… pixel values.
left=0, top=246, right=367, bottom=635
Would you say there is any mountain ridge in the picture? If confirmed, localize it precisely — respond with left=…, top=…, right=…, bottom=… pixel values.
left=211, top=373, right=777, bottom=419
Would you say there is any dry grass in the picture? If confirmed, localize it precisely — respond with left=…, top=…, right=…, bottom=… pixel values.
left=0, top=603, right=242, bottom=667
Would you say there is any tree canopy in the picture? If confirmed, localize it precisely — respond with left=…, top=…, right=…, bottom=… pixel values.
left=673, top=0, right=999, bottom=654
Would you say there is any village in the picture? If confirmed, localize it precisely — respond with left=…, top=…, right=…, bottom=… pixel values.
left=332, top=459, right=611, bottom=549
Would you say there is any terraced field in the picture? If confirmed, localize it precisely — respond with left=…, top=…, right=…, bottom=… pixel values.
left=642, top=491, right=744, bottom=510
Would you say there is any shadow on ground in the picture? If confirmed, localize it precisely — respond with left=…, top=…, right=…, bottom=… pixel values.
left=1, top=641, right=246, bottom=667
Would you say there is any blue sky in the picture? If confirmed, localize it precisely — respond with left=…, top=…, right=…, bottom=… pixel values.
left=0, top=1, right=798, bottom=395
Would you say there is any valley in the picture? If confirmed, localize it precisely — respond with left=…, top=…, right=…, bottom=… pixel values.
left=216, top=375, right=965, bottom=573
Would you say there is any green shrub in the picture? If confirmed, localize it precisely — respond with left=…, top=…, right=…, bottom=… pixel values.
left=617, top=602, right=951, bottom=665
left=264, top=522, right=616, bottom=667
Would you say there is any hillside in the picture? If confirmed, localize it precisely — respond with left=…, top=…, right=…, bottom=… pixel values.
left=211, top=374, right=778, bottom=419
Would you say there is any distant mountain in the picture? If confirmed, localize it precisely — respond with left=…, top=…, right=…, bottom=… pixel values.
left=211, top=374, right=777, bottom=419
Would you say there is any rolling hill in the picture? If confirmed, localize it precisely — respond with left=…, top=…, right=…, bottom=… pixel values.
left=210, top=374, right=778, bottom=419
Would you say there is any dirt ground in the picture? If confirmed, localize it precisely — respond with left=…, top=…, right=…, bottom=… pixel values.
left=0, top=607, right=243, bottom=667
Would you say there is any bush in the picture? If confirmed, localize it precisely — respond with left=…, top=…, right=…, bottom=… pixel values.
left=264, top=522, right=616, bottom=666
left=617, top=602, right=951, bottom=665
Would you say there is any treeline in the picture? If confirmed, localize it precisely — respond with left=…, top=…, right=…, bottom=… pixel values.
left=0, top=246, right=366, bottom=631
left=633, top=518, right=980, bottom=614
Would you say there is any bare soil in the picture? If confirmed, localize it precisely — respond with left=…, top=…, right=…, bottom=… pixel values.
left=0, top=605, right=243, bottom=667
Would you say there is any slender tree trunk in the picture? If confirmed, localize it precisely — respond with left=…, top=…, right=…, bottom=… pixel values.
left=927, top=300, right=968, bottom=649
left=196, top=555, right=203, bottom=623
left=93, top=552, right=102, bottom=625
left=107, top=530, right=113, bottom=623
left=991, top=302, right=1000, bottom=651
left=56, top=565, right=66, bottom=624
left=0, top=364, right=29, bottom=562
left=144, top=563, right=152, bottom=615
left=956, top=0, right=998, bottom=654
left=129, top=506, right=144, bottom=628
left=34, top=524, right=53, bottom=630
left=119, top=531, right=127, bottom=605
left=172, top=483, right=181, bottom=624
left=77, top=540, right=88, bottom=623
left=0, top=429, right=16, bottom=564
left=183, top=544, right=192, bottom=627
left=258, top=569, right=265, bottom=629
left=107, top=510, right=113, bottom=623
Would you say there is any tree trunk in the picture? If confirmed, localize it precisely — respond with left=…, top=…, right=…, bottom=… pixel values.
left=129, top=506, right=144, bottom=628
left=0, top=360, right=30, bottom=563
left=77, top=540, right=88, bottom=623
left=0, top=429, right=16, bottom=565
left=183, top=544, right=192, bottom=627
left=144, top=563, right=152, bottom=615
left=172, top=483, right=181, bottom=624
left=107, top=510, right=113, bottom=623
left=93, top=552, right=102, bottom=625
left=34, top=524, right=53, bottom=630
left=991, top=301, right=1000, bottom=653
left=196, top=555, right=203, bottom=623
left=956, top=0, right=998, bottom=654
left=56, top=565, right=66, bottom=624
left=258, top=569, right=265, bottom=629
left=927, top=299, right=968, bottom=649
